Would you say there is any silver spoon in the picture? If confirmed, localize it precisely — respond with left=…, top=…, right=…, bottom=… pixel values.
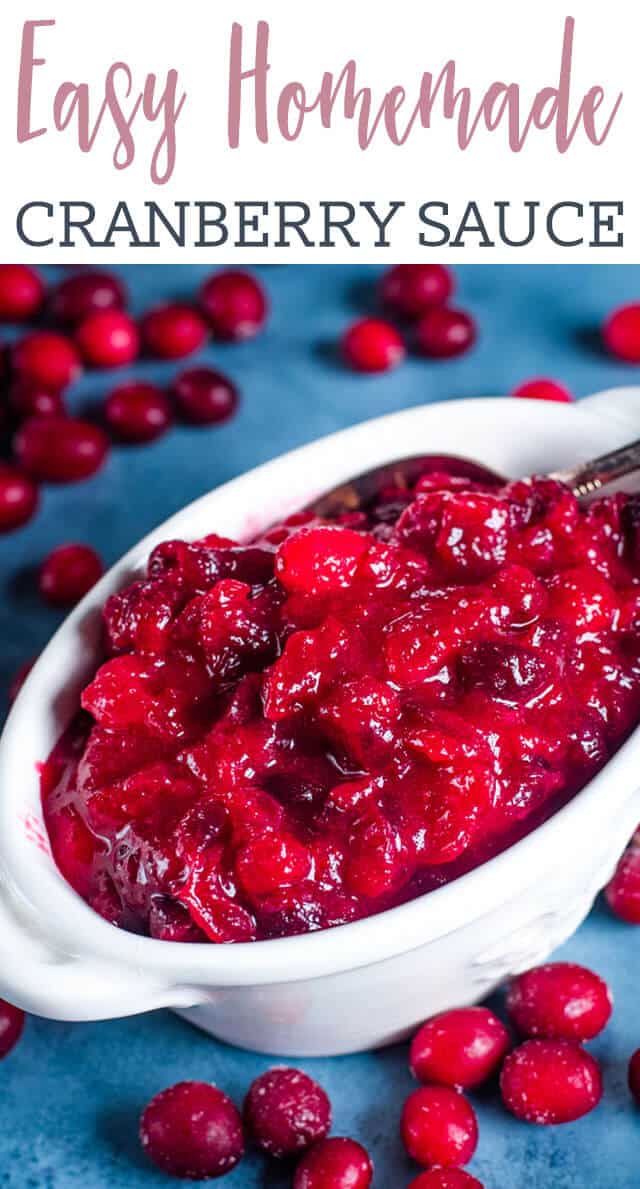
left=308, top=440, right=640, bottom=520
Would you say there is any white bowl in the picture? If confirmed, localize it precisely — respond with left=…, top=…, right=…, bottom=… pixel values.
left=2, top=388, right=640, bottom=1057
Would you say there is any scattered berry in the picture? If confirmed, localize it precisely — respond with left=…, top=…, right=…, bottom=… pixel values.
left=13, top=332, right=81, bottom=390
left=200, top=270, right=268, bottom=341
left=400, top=1086, right=478, bottom=1168
left=512, top=378, right=573, bottom=403
left=603, top=303, right=640, bottom=363
left=628, top=1049, right=640, bottom=1105
left=0, top=464, right=39, bottom=532
left=410, top=1007, right=510, bottom=1089
left=506, top=962, right=612, bottom=1041
left=293, top=1137, right=373, bottom=1189
left=75, top=310, right=140, bottom=369
left=500, top=1039, right=602, bottom=1124
left=9, top=377, right=66, bottom=420
left=381, top=264, right=454, bottom=319
left=0, top=1000, right=25, bottom=1058
left=605, top=842, right=640, bottom=922
left=14, top=416, right=109, bottom=483
left=105, top=382, right=173, bottom=443
left=0, top=265, right=44, bottom=322
left=407, top=1172, right=484, bottom=1189
left=140, top=1080, right=244, bottom=1179
left=51, top=271, right=126, bottom=325
left=141, top=304, right=208, bottom=359
left=416, top=308, right=477, bottom=359
left=173, top=367, right=239, bottom=425
left=341, top=318, right=406, bottom=373
left=243, top=1067, right=331, bottom=1158
left=39, top=543, right=104, bottom=607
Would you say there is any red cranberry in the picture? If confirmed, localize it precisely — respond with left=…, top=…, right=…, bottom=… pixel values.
left=105, top=382, right=173, bottom=443
left=39, top=543, right=104, bottom=607
left=75, top=310, right=140, bottom=369
left=200, top=270, right=268, bottom=341
left=506, top=962, right=612, bottom=1041
left=410, top=1007, right=511, bottom=1089
left=408, top=1173, right=485, bottom=1189
left=0, top=265, right=44, bottom=322
left=9, top=377, right=66, bottom=420
left=243, top=1067, right=331, bottom=1158
left=13, top=332, right=81, bottom=390
left=140, top=1080, right=244, bottom=1179
left=0, top=464, right=39, bottom=532
left=400, top=1086, right=478, bottom=1168
left=9, top=657, right=36, bottom=703
left=605, top=842, right=640, bottom=922
left=293, top=1137, right=373, bottom=1189
left=51, top=271, right=126, bottom=325
left=416, top=308, right=477, bottom=359
left=173, top=367, right=239, bottom=425
left=0, top=1000, right=25, bottom=1058
left=14, top=416, right=109, bottom=483
left=141, top=304, right=208, bottom=360
left=603, top=303, right=640, bottom=362
left=500, top=1039, right=602, bottom=1124
left=381, top=264, right=454, bottom=319
left=628, top=1049, right=640, bottom=1104
left=341, top=318, right=406, bottom=373
left=512, top=378, right=573, bottom=403
left=276, top=526, right=369, bottom=596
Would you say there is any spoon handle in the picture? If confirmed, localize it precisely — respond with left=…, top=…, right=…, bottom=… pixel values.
left=550, top=438, right=640, bottom=499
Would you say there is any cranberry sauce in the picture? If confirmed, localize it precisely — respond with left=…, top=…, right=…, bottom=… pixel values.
left=42, top=469, right=640, bottom=943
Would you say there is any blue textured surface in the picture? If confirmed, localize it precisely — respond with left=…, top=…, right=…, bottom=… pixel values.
left=2, top=264, right=640, bottom=1188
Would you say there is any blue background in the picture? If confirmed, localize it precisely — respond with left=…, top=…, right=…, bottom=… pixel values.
left=2, top=264, right=640, bottom=1188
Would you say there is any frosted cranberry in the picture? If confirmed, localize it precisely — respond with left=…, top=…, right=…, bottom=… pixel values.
left=75, top=310, right=140, bottom=369
left=243, top=1067, right=331, bottom=1158
left=416, top=308, right=477, bottom=359
left=410, top=1007, right=510, bottom=1089
left=276, top=526, right=369, bottom=595
left=401, top=1086, right=478, bottom=1168
left=173, top=367, right=239, bottom=425
left=9, top=377, right=66, bottom=419
left=51, top=270, right=126, bottom=325
left=141, top=304, right=208, bottom=359
left=603, top=303, right=640, bottom=362
left=9, top=657, right=36, bottom=703
left=628, top=1049, right=640, bottom=1104
left=506, top=962, right=612, bottom=1041
left=13, top=332, right=81, bottom=389
left=0, top=464, right=39, bottom=532
left=408, top=1173, right=484, bottom=1189
left=15, top=416, right=109, bottom=483
left=605, top=842, right=640, bottom=922
left=293, top=1137, right=373, bottom=1189
left=200, top=269, right=268, bottom=341
left=140, top=1080, right=244, bottom=1179
left=512, top=378, right=573, bottom=403
left=0, top=265, right=44, bottom=322
left=341, top=318, right=406, bottom=373
left=0, top=1000, right=25, bottom=1058
left=381, top=264, right=454, bottom=319
left=500, top=1039, right=602, bottom=1124
left=39, top=543, right=104, bottom=607
left=105, top=382, right=173, bottom=443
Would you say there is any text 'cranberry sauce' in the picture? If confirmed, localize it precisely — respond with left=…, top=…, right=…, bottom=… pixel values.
left=42, top=468, right=640, bottom=943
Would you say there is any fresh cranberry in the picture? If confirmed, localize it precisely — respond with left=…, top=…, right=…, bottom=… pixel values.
left=39, top=543, right=104, bottom=607
left=380, top=264, right=454, bottom=319
left=105, top=382, right=173, bottom=443
left=341, top=318, right=406, bottom=373
left=9, top=657, right=36, bottom=703
left=605, top=841, right=640, bottom=922
left=416, top=308, right=477, bottom=359
left=401, top=1086, right=478, bottom=1168
left=410, top=1007, right=511, bottom=1089
left=13, top=332, right=81, bottom=389
left=0, top=265, right=44, bottom=322
left=629, top=1049, right=640, bottom=1104
left=51, top=271, right=126, bottom=325
left=75, top=310, right=140, bottom=369
left=9, top=377, right=66, bottom=420
left=173, top=367, right=239, bottom=425
left=603, top=303, right=640, bottom=362
left=408, top=1173, right=484, bottom=1189
left=506, top=962, right=612, bottom=1041
left=293, top=1137, right=373, bottom=1189
left=15, top=416, right=109, bottom=483
left=500, top=1039, right=602, bottom=1124
left=0, top=1000, right=25, bottom=1058
left=243, top=1067, right=331, bottom=1158
left=0, top=464, right=39, bottom=532
left=512, top=378, right=573, bottom=403
left=200, top=270, right=268, bottom=341
left=141, top=304, right=208, bottom=359
left=139, top=1080, right=244, bottom=1179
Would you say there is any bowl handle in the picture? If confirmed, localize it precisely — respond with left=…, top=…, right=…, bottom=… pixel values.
left=581, top=387, right=640, bottom=428
left=0, top=882, right=202, bottom=1021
